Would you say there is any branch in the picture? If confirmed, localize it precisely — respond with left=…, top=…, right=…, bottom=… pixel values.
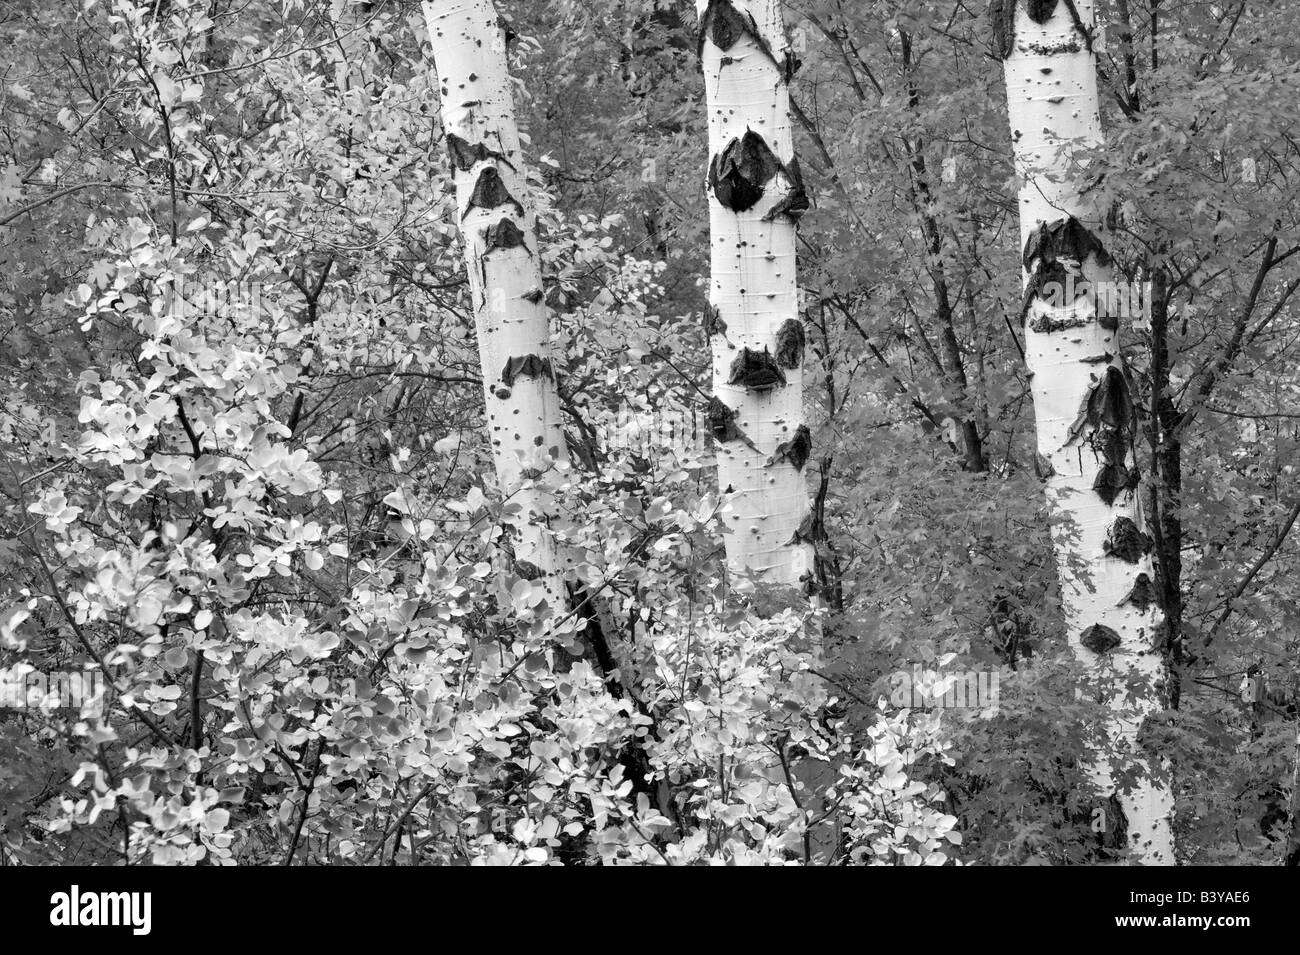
left=22, top=538, right=178, bottom=749
left=1179, top=236, right=1278, bottom=433
left=281, top=741, right=325, bottom=865
left=0, top=182, right=119, bottom=227
left=1204, top=500, right=1300, bottom=646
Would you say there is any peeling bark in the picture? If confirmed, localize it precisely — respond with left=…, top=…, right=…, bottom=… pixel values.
left=765, top=154, right=810, bottom=222
left=1069, top=366, right=1142, bottom=506
left=773, top=425, right=811, bottom=471
left=706, top=304, right=729, bottom=338
left=788, top=512, right=816, bottom=546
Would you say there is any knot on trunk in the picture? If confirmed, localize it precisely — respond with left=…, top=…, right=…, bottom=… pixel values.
left=464, top=167, right=523, bottom=219
left=1027, top=0, right=1061, bottom=23
left=1080, top=622, right=1122, bottom=655
left=698, top=0, right=766, bottom=57
left=775, top=319, right=806, bottom=369
left=446, top=134, right=508, bottom=173
left=1096, top=792, right=1130, bottom=852
left=1022, top=217, right=1111, bottom=329
left=1094, top=461, right=1140, bottom=506
left=513, top=559, right=542, bottom=581
left=728, top=346, right=786, bottom=391
left=709, top=129, right=803, bottom=216
left=706, top=396, right=743, bottom=443
left=1118, top=574, right=1159, bottom=613
left=1119, top=573, right=1158, bottom=612
left=483, top=218, right=526, bottom=255
left=772, top=425, right=811, bottom=471
left=990, top=1, right=1091, bottom=61
left=501, top=354, right=553, bottom=388
left=1103, top=517, right=1152, bottom=564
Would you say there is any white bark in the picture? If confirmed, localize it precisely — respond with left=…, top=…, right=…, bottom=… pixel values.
left=423, top=0, right=568, bottom=588
left=998, top=0, right=1174, bottom=863
left=697, top=0, right=814, bottom=588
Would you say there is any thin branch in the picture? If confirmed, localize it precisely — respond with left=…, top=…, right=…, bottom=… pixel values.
left=1204, top=500, right=1300, bottom=646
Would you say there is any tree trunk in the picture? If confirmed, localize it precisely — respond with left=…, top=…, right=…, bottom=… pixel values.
left=1285, top=718, right=1300, bottom=866
left=1146, top=263, right=1183, bottom=708
left=424, top=5, right=675, bottom=819
left=995, top=0, right=1175, bottom=864
left=900, top=30, right=986, bottom=473
left=697, top=0, right=813, bottom=588
left=423, top=0, right=568, bottom=590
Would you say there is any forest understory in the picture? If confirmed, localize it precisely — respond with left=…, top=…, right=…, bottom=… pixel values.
left=1, top=0, right=1298, bottom=867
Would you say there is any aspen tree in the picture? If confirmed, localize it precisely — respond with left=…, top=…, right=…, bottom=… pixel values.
left=993, top=0, right=1175, bottom=863
left=697, top=0, right=814, bottom=588
left=423, top=0, right=568, bottom=594
left=425, top=5, right=678, bottom=819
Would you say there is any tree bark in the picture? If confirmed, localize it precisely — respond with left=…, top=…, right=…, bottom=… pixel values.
left=697, top=0, right=813, bottom=588
left=1146, top=263, right=1183, bottom=707
left=899, top=30, right=986, bottom=473
left=423, top=0, right=568, bottom=592
left=996, top=0, right=1175, bottom=864
left=1285, top=718, right=1300, bottom=866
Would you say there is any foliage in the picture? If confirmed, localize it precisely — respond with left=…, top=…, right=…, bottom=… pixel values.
left=1, top=0, right=1298, bottom=865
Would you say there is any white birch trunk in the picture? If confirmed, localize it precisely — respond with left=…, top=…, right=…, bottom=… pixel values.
left=996, top=0, right=1175, bottom=863
left=423, top=0, right=568, bottom=592
left=697, top=0, right=814, bottom=589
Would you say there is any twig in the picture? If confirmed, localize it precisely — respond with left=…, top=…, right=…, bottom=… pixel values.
left=1205, top=500, right=1300, bottom=645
